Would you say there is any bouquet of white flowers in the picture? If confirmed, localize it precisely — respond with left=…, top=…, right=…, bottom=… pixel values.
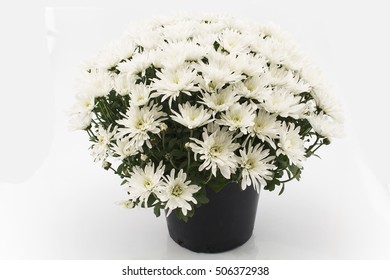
left=70, top=15, right=343, bottom=221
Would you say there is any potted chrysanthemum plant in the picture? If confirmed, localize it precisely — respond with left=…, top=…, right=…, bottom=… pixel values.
left=69, top=15, right=343, bottom=253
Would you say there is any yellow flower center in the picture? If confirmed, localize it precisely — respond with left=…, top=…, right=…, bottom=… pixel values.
left=216, top=97, right=224, bottom=106
left=85, top=100, right=92, bottom=109
left=98, top=136, right=106, bottom=144
left=135, top=120, right=145, bottom=130
left=232, top=115, right=241, bottom=123
left=244, top=160, right=254, bottom=170
left=254, top=123, right=264, bottom=133
left=144, top=179, right=153, bottom=189
left=284, top=139, right=292, bottom=150
left=172, top=184, right=184, bottom=196
left=210, top=145, right=222, bottom=157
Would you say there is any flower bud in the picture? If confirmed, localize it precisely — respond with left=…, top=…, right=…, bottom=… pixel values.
left=102, top=160, right=111, bottom=170
left=140, top=154, right=148, bottom=161
left=160, top=123, right=168, bottom=131
left=119, top=200, right=134, bottom=209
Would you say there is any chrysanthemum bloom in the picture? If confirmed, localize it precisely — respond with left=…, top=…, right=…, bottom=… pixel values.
left=159, top=169, right=201, bottom=216
left=126, top=161, right=165, bottom=206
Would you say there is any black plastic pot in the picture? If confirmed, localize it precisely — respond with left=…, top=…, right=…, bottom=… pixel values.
left=166, top=182, right=260, bottom=253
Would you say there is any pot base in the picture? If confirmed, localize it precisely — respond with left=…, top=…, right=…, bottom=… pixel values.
left=166, top=182, right=259, bottom=253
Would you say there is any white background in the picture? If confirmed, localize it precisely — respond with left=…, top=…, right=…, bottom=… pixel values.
left=0, top=0, right=390, bottom=259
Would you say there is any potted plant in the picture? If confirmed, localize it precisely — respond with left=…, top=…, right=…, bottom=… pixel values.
left=69, top=15, right=343, bottom=253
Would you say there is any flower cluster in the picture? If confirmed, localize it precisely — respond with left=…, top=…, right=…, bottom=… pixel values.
left=70, top=15, right=343, bottom=220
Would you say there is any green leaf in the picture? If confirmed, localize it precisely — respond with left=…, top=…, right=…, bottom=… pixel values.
left=213, top=41, right=221, bottom=51
left=117, top=163, right=124, bottom=175
left=195, top=193, right=209, bottom=205
left=264, top=181, right=276, bottom=192
left=276, top=155, right=289, bottom=169
left=178, top=161, right=187, bottom=170
left=287, top=164, right=302, bottom=181
left=175, top=209, right=189, bottom=222
left=295, top=169, right=302, bottom=181
left=288, top=164, right=299, bottom=175
left=153, top=205, right=161, bottom=217
left=207, top=177, right=229, bottom=193
left=278, top=184, right=285, bottom=195
left=171, top=149, right=184, bottom=158
left=168, top=139, right=177, bottom=150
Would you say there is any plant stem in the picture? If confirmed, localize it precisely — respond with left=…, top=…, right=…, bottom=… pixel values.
left=86, top=128, right=96, bottom=139
left=162, top=131, right=166, bottom=150
left=305, top=134, right=320, bottom=156
left=203, top=171, right=213, bottom=185
left=279, top=168, right=300, bottom=183
left=186, top=129, right=193, bottom=174
left=98, top=98, right=115, bottom=123
left=109, top=166, right=130, bottom=178
left=236, top=169, right=243, bottom=183
left=169, top=158, right=179, bottom=169
left=311, top=142, right=324, bottom=155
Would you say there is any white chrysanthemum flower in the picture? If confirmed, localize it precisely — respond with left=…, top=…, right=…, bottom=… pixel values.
left=285, top=73, right=311, bottom=94
left=217, top=28, right=248, bottom=54
left=77, top=69, right=113, bottom=97
left=229, top=53, right=267, bottom=78
left=128, top=28, right=162, bottom=50
left=69, top=111, right=92, bottom=131
left=170, top=102, right=213, bottom=129
left=159, top=41, right=209, bottom=68
left=235, top=75, right=271, bottom=101
left=112, top=137, right=140, bottom=160
left=300, top=63, right=343, bottom=121
left=73, top=94, right=95, bottom=113
left=265, top=64, right=293, bottom=87
left=116, top=103, right=167, bottom=149
left=189, top=127, right=240, bottom=179
left=193, top=32, right=219, bottom=46
left=258, top=25, right=306, bottom=71
left=161, top=20, right=197, bottom=42
left=149, top=15, right=179, bottom=29
left=68, top=93, right=95, bottom=130
left=196, top=51, right=244, bottom=92
left=129, top=83, right=154, bottom=107
left=239, top=143, right=276, bottom=192
left=159, top=169, right=201, bottom=216
left=303, top=99, right=317, bottom=116
left=152, top=65, right=198, bottom=107
left=256, top=37, right=288, bottom=65
left=118, top=200, right=135, bottom=209
left=216, top=102, right=256, bottom=134
left=199, top=85, right=240, bottom=112
left=307, top=112, right=343, bottom=140
left=276, top=122, right=306, bottom=167
left=90, top=125, right=117, bottom=162
left=260, top=23, right=295, bottom=44
left=114, top=73, right=134, bottom=96
left=94, top=37, right=136, bottom=70
left=117, top=52, right=153, bottom=76
left=127, top=161, right=165, bottom=206
left=249, top=110, right=281, bottom=148
left=261, top=88, right=306, bottom=119
left=311, top=85, right=343, bottom=122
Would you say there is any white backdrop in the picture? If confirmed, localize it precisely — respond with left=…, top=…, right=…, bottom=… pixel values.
left=0, top=0, right=389, bottom=259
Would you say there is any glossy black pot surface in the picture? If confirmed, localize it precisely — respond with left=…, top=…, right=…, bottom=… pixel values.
left=166, top=182, right=260, bottom=253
